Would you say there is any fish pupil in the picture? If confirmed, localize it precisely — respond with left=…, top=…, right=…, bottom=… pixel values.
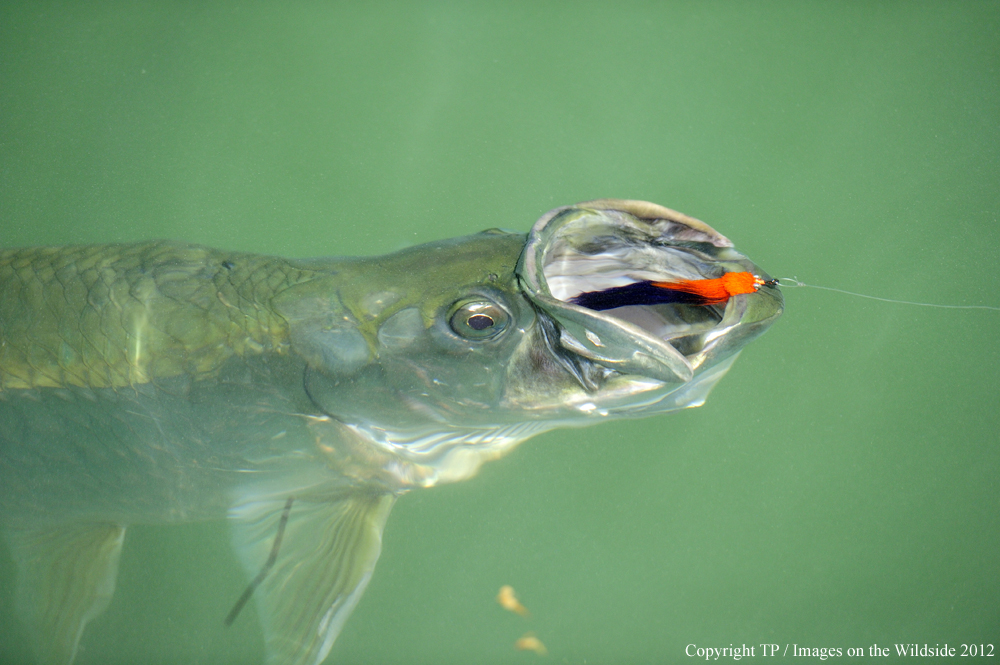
left=467, top=313, right=494, bottom=330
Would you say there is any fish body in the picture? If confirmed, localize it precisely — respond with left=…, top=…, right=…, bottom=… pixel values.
left=0, top=201, right=782, bottom=664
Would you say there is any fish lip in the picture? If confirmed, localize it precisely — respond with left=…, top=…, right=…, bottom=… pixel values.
left=534, top=199, right=736, bottom=249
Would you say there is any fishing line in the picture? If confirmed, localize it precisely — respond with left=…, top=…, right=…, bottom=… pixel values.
left=224, top=495, right=295, bottom=627
left=776, top=277, right=1000, bottom=312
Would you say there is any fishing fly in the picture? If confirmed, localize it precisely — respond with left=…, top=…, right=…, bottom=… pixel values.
left=570, top=272, right=778, bottom=311
left=569, top=271, right=998, bottom=313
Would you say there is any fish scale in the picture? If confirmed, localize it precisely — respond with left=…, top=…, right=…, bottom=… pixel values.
left=0, top=241, right=303, bottom=390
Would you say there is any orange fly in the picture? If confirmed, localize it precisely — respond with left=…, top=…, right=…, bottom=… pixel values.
left=570, top=271, right=776, bottom=311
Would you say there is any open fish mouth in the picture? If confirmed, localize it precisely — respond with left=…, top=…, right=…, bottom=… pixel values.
left=517, top=199, right=783, bottom=398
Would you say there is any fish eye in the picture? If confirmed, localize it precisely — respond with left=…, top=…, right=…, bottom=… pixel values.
left=449, top=299, right=510, bottom=340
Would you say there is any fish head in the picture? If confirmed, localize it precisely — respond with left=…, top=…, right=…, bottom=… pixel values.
left=276, top=200, right=782, bottom=485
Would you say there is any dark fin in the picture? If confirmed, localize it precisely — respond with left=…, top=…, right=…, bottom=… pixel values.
left=224, top=496, right=295, bottom=627
left=5, top=523, right=126, bottom=665
left=570, top=281, right=711, bottom=311
left=229, top=490, right=396, bottom=665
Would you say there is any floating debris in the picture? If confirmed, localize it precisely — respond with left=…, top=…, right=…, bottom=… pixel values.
left=497, top=584, right=530, bottom=617
left=515, top=632, right=548, bottom=655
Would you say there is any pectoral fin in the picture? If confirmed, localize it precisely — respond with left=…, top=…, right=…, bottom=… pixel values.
left=5, top=522, right=126, bottom=665
left=229, top=490, right=396, bottom=665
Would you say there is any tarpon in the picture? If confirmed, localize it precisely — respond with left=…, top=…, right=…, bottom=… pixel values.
left=0, top=200, right=782, bottom=664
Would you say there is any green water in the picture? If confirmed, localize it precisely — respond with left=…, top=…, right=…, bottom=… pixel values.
left=1, top=3, right=998, bottom=664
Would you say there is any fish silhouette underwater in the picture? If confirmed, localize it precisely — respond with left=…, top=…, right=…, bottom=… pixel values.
left=0, top=200, right=783, bottom=664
